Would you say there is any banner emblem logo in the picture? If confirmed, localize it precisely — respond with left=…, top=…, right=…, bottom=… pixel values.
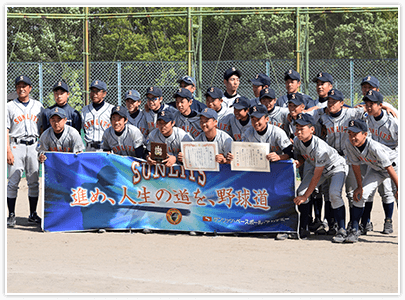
left=166, top=208, right=182, bottom=225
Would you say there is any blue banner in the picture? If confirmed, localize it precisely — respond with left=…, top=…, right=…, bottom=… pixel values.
left=43, top=152, right=298, bottom=233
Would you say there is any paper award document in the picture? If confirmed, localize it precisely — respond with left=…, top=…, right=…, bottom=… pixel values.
left=231, top=141, right=270, bottom=172
left=181, top=141, right=219, bottom=172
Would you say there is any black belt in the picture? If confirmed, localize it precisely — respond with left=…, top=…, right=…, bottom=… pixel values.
left=14, top=138, right=36, bottom=145
left=89, top=142, right=102, bottom=149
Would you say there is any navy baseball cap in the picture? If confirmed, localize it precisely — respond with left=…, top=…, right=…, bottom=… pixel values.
left=347, top=119, right=368, bottom=133
left=361, top=75, right=379, bottom=88
left=363, top=90, right=383, bottom=103
left=295, top=113, right=315, bottom=126
left=157, top=110, right=175, bottom=122
left=250, top=73, right=271, bottom=86
left=231, top=96, right=250, bottom=109
left=287, top=93, right=305, bottom=106
left=111, top=105, right=128, bottom=119
left=224, top=67, right=242, bottom=80
left=173, top=87, right=193, bottom=99
left=259, top=87, right=276, bottom=99
left=199, top=108, right=218, bottom=120
left=15, top=75, right=31, bottom=86
left=177, top=75, right=196, bottom=86
left=145, top=86, right=163, bottom=97
left=284, top=69, right=301, bottom=81
left=204, top=86, right=223, bottom=99
left=312, top=72, right=333, bottom=84
left=52, top=81, right=69, bottom=92
left=125, top=90, right=141, bottom=101
left=328, top=89, right=344, bottom=101
left=49, top=107, right=67, bottom=119
left=249, top=104, right=268, bottom=118
left=90, top=80, right=107, bottom=91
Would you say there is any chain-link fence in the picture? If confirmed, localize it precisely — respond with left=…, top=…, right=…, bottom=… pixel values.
left=7, top=7, right=398, bottom=110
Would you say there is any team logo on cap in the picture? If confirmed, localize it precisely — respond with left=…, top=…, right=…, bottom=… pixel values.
left=318, top=72, right=322, bottom=77
left=203, top=108, right=208, bottom=113
left=210, top=87, right=214, bottom=92
left=129, top=90, right=132, bottom=95
left=252, top=106, right=257, bottom=112
left=265, top=88, right=269, bottom=93
left=161, top=111, right=165, bottom=116
left=297, top=113, right=302, bottom=119
left=367, top=76, right=371, bottom=81
left=116, top=106, right=120, bottom=111
left=288, top=70, right=292, bottom=74
left=331, top=90, right=335, bottom=95
left=178, top=88, right=182, bottom=92
left=95, top=81, right=98, bottom=85
left=349, top=120, right=355, bottom=127
left=55, top=108, right=59, bottom=112
left=256, top=74, right=259, bottom=79
left=58, top=81, right=62, bottom=86
left=291, top=94, right=296, bottom=99
left=232, top=67, right=236, bottom=71
left=235, top=98, right=239, bottom=103
left=149, top=87, right=153, bottom=91
left=20, top=76, right=24, bottom=80
left=368, top=90, right=373, bottom=95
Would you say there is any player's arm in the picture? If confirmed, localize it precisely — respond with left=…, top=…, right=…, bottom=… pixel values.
left=385, top=165, right=398, bottom=199
left=352, top=164, right=363, bottom=201
left=267, top=144, right=293, bottom=162
left=7, top=129, right=14, bottom=165
left=293, top=166, right=324, bottom=205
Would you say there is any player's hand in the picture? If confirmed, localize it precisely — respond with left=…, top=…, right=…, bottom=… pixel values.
left=226, top=152, right=234, bottom=162
left=146, top=154, right=157, bottom=166
left=354, top=104, right=365, bottom=109
left=353, top=187, right=363, bottom=202
left=163, top=155, right=176, bottom=167
left=266, top=152, right=280, bottom=162
left=215, top=154, right=226, bottom=164
left=293, top=195, right=307, bottom=205
left=385, top=107, right=397, bottom=118
left=38, top=153, right=47, bottom=163
left=7, top=150, right=14, bottom=165
left=177, top=152, right=184, bottom=163
left=395, top=190, right=398, bottom=201
left=293, top=159, right=301, bottom=168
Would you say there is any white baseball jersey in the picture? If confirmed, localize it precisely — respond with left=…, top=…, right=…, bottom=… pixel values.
left=173, top=110, right=203, bottom=138
left=81, top=101, right=114, bottom=143
left=222, top=92, right=240, bottom=107
left=366, top=110, right=398, bottom=152
left=36, top=125, right=84, bottom=154
left=146, top=127, right=193, bottom=159
left=194, top=129, right=233, bottom=155
left=102, top=124, right=145, bottom=157
left=243, top=124, right=292, bottom=154
left=143, top=104, right=177, bottom=134
left=220, top=114, right=252, bottom=141
left=127, top=109, right=148, bottom=138
left=215, top=103, right=233, bottom=133
left=7, top=98, right=44, bottom=138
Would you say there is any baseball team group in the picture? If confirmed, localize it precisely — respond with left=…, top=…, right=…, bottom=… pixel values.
left=6, top=67, right=398, bottom=243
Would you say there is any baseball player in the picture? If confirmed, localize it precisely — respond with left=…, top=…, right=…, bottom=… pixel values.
left=41, top=80, right=82, bottom=134
left=36, top=107, right=85, bottom=163
left=343, top=119, right=398, bottom=243
left=7, top=75, right=44, bottom=227
left=258, top=88, right=289, bottom=136
left=221, top=96, right=252, bottom=141
left=81, top=80, right=114, bottom=152
left=204, top=86, right=233, bottom=133
left=222, top=67, right=242, bottom=107
left=194, top=108, right=233, bottom=164
left=242, top=104, right=293, bottom=162
left=167, top=75, right=207, bottom=112
left=124, top=89, right=148, bottom=138
left=146, top=110, right=193, bottom=167
left=172, top=87, right=202, bottom=138
left=311, top=72, right=334, bottom=109
left=292, top=113, right=349, bottom=242
left=249, top=73, right=271, bottom=106
left=286, top=93, right=306, bottom=141
left=102, top=105, right=145, bottom=158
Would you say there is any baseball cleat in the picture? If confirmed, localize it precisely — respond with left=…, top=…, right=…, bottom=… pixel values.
left=345, top=229, right=360, bottom=243
left=7, top=213, right=16, bottom=228
left=332, top=228, right=347, bottom=243
left=28, top=212, right=41, bottom=224
left=382, top=219, right=393, bottom=234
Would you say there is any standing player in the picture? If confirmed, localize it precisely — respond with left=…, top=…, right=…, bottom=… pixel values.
left=36, top=107, right=85, bottom=162
left=222, top=67, right=242, bottom=106
left=259, top=88, right=289, bottom=136
left=249, top=73, right=271, bottom=106
left=204, top=86, right=233, bottom=132
left=172, top=88, right=202, bottom=138
left=102, top=106, right=145, bottom=158
left=167, top=75, right=207, bottom=112
left=124, top=89, right=148, bottom=138
left=7, top=75, right=44, bottom=227
left=222, top=96, right=252, bottom=141
left=81, top=80, right=114, bottom=151
left=312, top=72, right=334, bottom=109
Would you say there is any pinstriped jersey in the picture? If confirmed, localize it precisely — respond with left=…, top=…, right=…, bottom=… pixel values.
left=366, top=111, right=398, bottom=152
left=242, top=124, right=292, bottom=154
left=221, top=114, right=252, bottom=141
left=127, top=109, right=148, bottom=138
left=194, top=129, right=233, bottom=155
left=36, top=125, right=84, bottom=153
left=173, top=110, right=203, bottom=138
left=102, top=124, right=145, bottom=157
left=146, top=127, right=193, bottom=159
left=7, top=98, right=44, bottom=138
left=143, top=103, right=177, bottom=134
left=81, top=102, right=114, bottom=143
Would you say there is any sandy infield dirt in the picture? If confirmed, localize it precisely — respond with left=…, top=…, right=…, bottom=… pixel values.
left=6, top=178, right=399, bottom=294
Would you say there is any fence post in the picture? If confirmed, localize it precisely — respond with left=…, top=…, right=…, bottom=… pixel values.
left=83, top=7, right=90, bottom=106
left=197, top=7, right=202, bottom=101
left=117, top=61, right=121, bottom=106
left=304, top=8, right=309, bottom=95
left=187, top=7, right=192, bottom=76
left=295, top=7, right=301, bottom=74
left=39, top=62, right=43, bottom=104
left=350, top=58, right=354, bottom=106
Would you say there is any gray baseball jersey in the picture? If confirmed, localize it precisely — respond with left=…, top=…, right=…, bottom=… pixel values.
left=243, top=124, right=292, bottom=155
left=215, top=103, right=233, bottom=133
left=146, top=127, right=194, bottom=159
left=173, top=110, right=203, bottom=138
left=366, top=110, right=398, bottom=152
left=221, top=114, right=252, bottom=141
left=81, top=101, right=114, bottom=145
left=267, top=106, right=290, bottom=136
left=127, top=109, right=148, bottom=138
left=7, top=98, right=44, bottom=138
left=36, top=125, right=84, bottom=154
left=143, top=104, right=177, bottom=135
left=194, top=129, right=233, bottom=156
left=102, top=124, right=145, bottom=157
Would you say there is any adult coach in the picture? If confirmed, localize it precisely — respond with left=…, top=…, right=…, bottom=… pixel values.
left=7, top=75, right=44, bottom=227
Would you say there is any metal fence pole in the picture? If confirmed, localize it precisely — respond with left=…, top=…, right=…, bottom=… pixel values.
left=350, top=59, right=354, bottom=106
left=197, top=7, right=202, bottom=100
left=84, top=7, right=90, bottom=106
left=295, top=7, right=301, bottom=75
left=117, top=61, right=121, bottom=106
left=39, top=62, right=43, bottom=103
left=187, top=7, right=192, bottom=76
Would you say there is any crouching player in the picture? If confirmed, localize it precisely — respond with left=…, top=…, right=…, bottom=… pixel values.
left=343, top=119, right=398, bottom=243
left=292, top=113, right=348, bottom=242
left=37, top=107, right=84, bottom=163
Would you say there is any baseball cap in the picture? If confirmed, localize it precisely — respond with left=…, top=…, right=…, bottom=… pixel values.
left=111, top=105, right=128, bottom=119
left=327, top=89, right=344, bottom=101
left=125, top=90, right=141, bottom=101
left=249, top=104, right=268, bottom=119
left=15, top=75, right=31, bottom=86
left=199, top=108, right=218, bottom=120
left=287, top=93, right=305, bottom=106
left=363, top=90, right=383, bottom=103
left=49, top=107, right=67, bottom=119
left=145, top=86, right=163, bottom=97
left=173, top=87, right=193, bottom=99
left=231, top=96, right=250, bottom=109
left=284, top=69, right=301, bottom=81
left=312, top=72, right=333, bottom=84
left=204, top=86, right=223, bottom=99
left=250, top=73, right=271, bottom=86
left=224, top=67, right=242, bottom=80
left=52, top=81, right=69, bottom=92
left=177, top=75, right=196, bottom=86
left=295, top=113, right=315, bottom=126
left=347, top=119, right=368, bottom=133
left=361, top=75, right=379, bottom=88
left=157, top=110, right=175, bottom=122
left=259, top=87, right=276, bottom=99
left=90, top=80, right=107, bottom=91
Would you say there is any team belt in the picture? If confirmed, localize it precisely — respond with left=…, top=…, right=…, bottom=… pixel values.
left=89, top=142, right=102, bottom=149
left=13, top=138, right=36, bottom=145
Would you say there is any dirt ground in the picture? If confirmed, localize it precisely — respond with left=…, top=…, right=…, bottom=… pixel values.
left=6, top=178, right=399, bottom=294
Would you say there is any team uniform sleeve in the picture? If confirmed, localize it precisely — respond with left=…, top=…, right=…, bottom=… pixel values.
left=101, top=130, right=112, bottom=151
left=72, top=129, right=85, bottom=153
left=36, top=132, right=48, bottom=152
left=222, top=133, right=233, bottom=155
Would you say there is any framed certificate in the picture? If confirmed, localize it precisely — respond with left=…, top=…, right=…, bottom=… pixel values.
left=181, top=141, right=219, bottom=172
left=231, top=141, right=270, bottom=172
left=150, top=142, right=167, bottom=163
